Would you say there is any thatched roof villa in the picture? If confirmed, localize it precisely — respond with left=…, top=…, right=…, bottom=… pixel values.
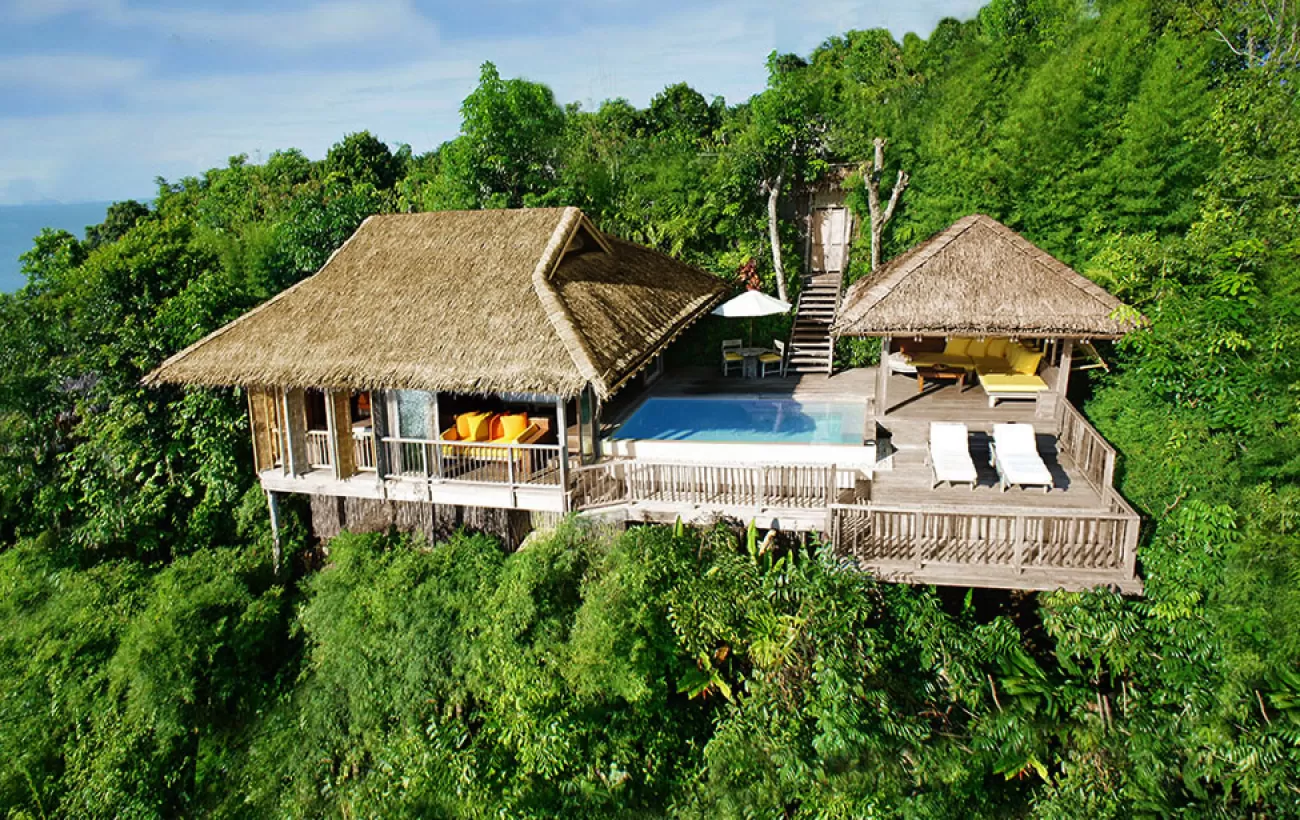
left=146, top=206, right=1142, bottom=595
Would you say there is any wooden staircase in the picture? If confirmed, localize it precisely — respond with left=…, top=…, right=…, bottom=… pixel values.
left=786, top=272, right=842, bottom=374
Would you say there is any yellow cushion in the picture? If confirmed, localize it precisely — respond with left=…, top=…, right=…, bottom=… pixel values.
left=980, top=373, right=1050, bottom=392
left=455, top=413, right=473, bottom=439
left=1014, top=349, right=1043, bottom=375
left=965, top=339, right=988, bottom=358
left=943, top=337, right=971, bottom=356
left=758, top=352, right=782, bottom=363
left=909, top=353, right=975, bottom=370
left=723, top=351, right=743, bottom=361
left=463, top=412, right=494, bottom=442
left=986, top=338, right=1009, bottom=358
left=500, top=413, right=530, bottom=441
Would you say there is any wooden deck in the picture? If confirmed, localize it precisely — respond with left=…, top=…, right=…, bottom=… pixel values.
left=879, top=372, right=1039, bottom=425
left=871, top=432, right=1104, bottom=509
left=645, top=366, right=876, bottom=401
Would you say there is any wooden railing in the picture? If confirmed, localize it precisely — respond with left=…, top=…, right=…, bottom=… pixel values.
left=565, top=461, right=858, bottom=510
left=353, top=431, right=376, bottom=471
left=829, top=502, right=1140, bottom=588
left=1058, top=402, right=1115, bottom=494
left=569, top=461, right=627, bottom=509
left=624, top=461, right=850, bottom=508
left=305, top=430, right=332, bottom=468
left=381, top=437, right=563, bottom=487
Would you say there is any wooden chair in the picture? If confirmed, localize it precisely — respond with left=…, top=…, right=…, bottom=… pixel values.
left=759, top=340, right=786, bottom=378
left=721, top=339, right=743, bottom=376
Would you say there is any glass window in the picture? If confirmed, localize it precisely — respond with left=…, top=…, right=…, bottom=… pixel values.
left=394, top=390, right=434, bottom=439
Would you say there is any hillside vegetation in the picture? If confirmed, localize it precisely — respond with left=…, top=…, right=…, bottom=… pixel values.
left=1, top=0, right=1297, bottom=816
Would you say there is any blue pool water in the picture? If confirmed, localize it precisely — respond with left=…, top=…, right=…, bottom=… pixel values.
left=612, top=397, right=867, bottom=445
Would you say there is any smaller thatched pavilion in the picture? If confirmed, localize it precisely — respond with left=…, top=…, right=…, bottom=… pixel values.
left=832, top=214, right=1140, bottom=420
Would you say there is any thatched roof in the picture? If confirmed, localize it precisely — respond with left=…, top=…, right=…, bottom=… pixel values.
left=833, top=214, right=1139, bottom=339
left=146, top=207, right=727, bottom=398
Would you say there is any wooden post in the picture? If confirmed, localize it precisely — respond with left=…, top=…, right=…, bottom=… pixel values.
left=556, top=397, right=570, bottom=510
left=875, top=336, right=892, bottom=418
left=371, top=390, right=390, bottom=487
left=266, top=490, right=283, bottom=576
left=281, top=388, right=310, bottom=476
left=1040, top=338, right=1074, bottom=422
left=430, top=392, right=444, bottom=480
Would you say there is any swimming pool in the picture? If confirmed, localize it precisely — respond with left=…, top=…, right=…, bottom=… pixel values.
left=611, top=397, right=867, bottom=445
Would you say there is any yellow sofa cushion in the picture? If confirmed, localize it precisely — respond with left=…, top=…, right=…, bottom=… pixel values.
left=980, top=372, right=1050, bottom=392
left=455, top=413, right=472, bottom=439
left=1012, top=348, right=1043, bottom=375
left=908, top=353, right=975, bottom=370
left=943, top=337, right=971, bottom=356
left=500, top=413, right=530, bottom=441
left=462, top=411, right=495, bottom=442
left=966, top=339, right=988, bottom=358
left=986, top=338, right=1009, bottom=358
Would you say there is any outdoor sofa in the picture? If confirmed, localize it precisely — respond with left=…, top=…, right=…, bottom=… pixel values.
left=906, top=337, right=1050, bottom=407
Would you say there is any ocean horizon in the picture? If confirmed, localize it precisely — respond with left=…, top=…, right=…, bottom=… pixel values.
left=0, top=201, right=117, bottom=292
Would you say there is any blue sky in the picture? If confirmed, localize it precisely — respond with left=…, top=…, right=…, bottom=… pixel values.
left=0, top=0, right=982, bottom=205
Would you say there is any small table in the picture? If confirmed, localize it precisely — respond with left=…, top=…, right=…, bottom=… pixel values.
left=916, top=365, right=965, bottom=393
left=738, top=346, right=770, bottom=379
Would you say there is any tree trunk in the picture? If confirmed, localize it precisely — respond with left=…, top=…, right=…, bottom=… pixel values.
left=764, top=170, right=788, bottom=303
left=863, top=137, right=909, bottom=271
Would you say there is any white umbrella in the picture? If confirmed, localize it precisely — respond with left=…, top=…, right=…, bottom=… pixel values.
left=712, top=290, right=792, bottom=346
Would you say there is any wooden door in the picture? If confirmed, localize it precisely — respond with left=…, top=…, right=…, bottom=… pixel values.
left=811, top=207, right=849, bottom=273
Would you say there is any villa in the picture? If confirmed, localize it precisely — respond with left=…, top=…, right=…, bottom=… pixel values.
left=147, top=206, right=1143, bottom=594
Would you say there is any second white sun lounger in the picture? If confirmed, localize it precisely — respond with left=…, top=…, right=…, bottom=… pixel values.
left=928, top=422, right=978, bottom=489
left=990, top=423, right=1054, bottom=492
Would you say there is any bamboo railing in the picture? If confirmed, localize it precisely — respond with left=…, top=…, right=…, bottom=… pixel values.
left=1057, top=401, right=1116, bottom=494
left=381, top=436, right=563, bottom=487
left=305, top=430, right=332, bottom=469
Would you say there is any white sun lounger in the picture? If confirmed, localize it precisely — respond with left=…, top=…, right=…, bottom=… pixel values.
left=990, top=423, right=1054, bottom=492
left=928, top=422, right=978, bottom=489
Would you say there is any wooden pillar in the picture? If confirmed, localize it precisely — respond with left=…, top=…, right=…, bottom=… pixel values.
left=266, top=490, right=284, bottom=576
left=371, top=390, right=390, bottom=486
left=1055, top=339, right=1074, bottom=395
left=556, top=396, right=570, bottom=509
left=282, top=388, right=310, bottom=476
left=875, top=336, right=892, bottom=418
left=328, top=390, right=357, bottom=480
left=430, top=392, right=444, bottom=479
left=1038, top=338, right=1073, bottom=422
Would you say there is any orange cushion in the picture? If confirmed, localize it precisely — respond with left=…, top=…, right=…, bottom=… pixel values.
left=463, top=412, right=494, bottom=442
left=455, top=413, right=473, bottom=439
left=500, top=413, right=530, bottom=441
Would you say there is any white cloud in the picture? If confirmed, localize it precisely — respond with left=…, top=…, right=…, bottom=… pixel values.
left=0, top=0, right=982, bottom=204
left=0, top=53, right=148, bottom=93
left=139, top=0, right=438, bottom=52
